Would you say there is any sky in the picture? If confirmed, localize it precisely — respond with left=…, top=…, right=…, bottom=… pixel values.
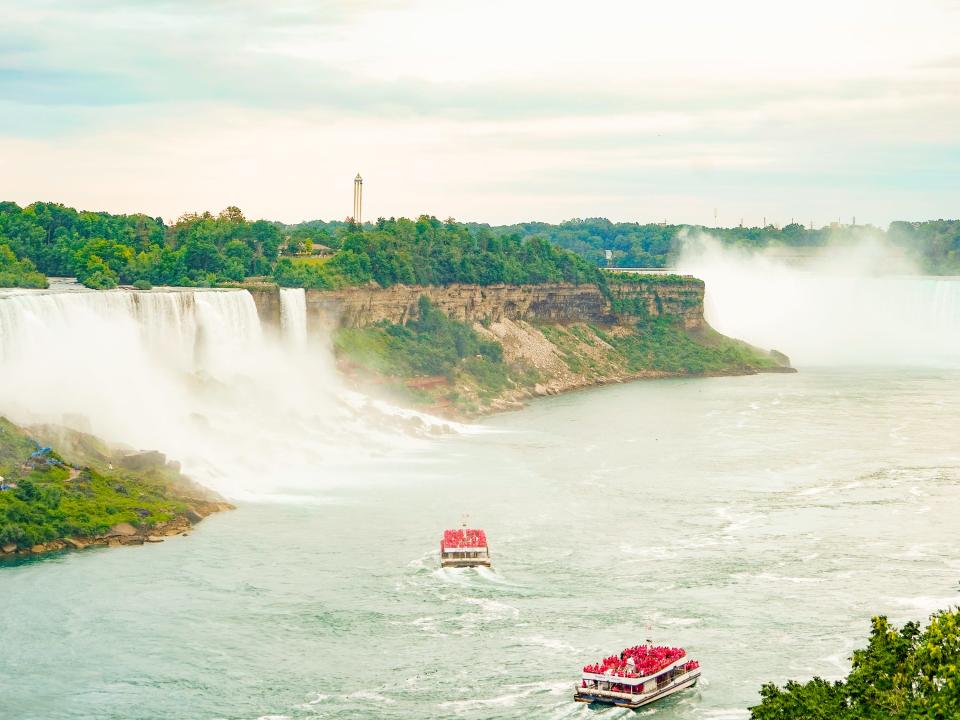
left=0, top=0, right=958, bottom=226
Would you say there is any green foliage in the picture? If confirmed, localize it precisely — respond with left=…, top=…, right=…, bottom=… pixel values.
left=0, top=202, right=282, bottom=289
left=334, top=297, right=510, bottom=390
left=0, top=417, right=190, bottom=549
left=750, top=609, right=960, bottom=719
left=132, top=278, right=152, bottom=290
left=609, top=318, right=776, bottom=374
left=0, top=243, right=47, bottom=288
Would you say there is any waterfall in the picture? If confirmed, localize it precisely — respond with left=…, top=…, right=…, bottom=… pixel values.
left=0, top=284, right=444, bottom=501
left=279, top=288, right=308, bottom=349
left=677, top=237, right=960, bottom=367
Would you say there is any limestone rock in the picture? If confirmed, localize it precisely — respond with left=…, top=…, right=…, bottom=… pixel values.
left=146, top=536, right=164, bottom=543
left=64, top=538, right=86, bottom=550
left=248, top=279, right=705, bottom=332
left=108, top=522, right=138, bottom=537
left=184, top=509, right=204, bottom=524
left=119, top=450, right=166, bottom=471
left=2, top=543, right=16, bottom=553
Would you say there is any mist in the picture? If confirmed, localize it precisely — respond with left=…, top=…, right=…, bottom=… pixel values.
left=0, top=287, right=451, bottom=501
left=676, top=234, right=960, bottom=368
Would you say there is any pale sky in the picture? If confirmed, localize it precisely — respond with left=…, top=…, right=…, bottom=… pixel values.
left=1, top=0, right=958, bottom=226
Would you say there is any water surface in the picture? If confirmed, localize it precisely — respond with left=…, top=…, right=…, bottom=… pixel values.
left=3, top=368, right=959, bottom=720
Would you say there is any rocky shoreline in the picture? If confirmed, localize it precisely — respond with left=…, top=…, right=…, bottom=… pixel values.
left=0, top=500, right=234, bottom=559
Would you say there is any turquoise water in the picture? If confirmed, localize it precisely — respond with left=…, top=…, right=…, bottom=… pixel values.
left=2, top=368, right=960, bottom=720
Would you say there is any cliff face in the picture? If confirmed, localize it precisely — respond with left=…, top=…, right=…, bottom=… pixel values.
left=249, top=278, right=706, bottom=332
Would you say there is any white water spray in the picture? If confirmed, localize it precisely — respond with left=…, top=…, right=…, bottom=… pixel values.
left=676, top=236, right=960, bottom=367
left=0, top=285, right=450, bottom=501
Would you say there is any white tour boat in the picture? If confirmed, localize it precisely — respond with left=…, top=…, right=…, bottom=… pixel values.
left=574, top=644, right=701, bottom=709
left=439, top=525, right=490, bottom=568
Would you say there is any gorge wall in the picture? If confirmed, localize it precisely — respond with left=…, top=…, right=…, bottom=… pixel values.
left=249, top=277, right=706, bottom=333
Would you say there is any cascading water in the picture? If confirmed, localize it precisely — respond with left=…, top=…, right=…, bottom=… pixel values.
left=0, top=284, right=444, bottom=501
left=676, top=236, right=960, bottom=367
left=279, top=287, right=308, bottom=349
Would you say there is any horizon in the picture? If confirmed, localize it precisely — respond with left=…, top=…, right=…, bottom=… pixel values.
left=3, top=197, right=954, bottom=232
left=2, top=1, right=959, bottom=227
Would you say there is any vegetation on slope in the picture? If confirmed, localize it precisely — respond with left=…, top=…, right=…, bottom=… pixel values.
left=334, top=297, right=525, bottom=411
left=750, top=609, right=960, bottom=719
left=334, top=297, right=781, bottom=415
left=0, top=418, right=213, bottom=551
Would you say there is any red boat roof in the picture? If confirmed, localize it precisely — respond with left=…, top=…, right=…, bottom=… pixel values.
left=441, top=528, right=487, bottom=549
left=582, top=645, right=689, bottom=679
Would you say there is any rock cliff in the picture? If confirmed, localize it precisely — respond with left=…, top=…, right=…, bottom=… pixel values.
left=249, top=277, right=705, bottom=332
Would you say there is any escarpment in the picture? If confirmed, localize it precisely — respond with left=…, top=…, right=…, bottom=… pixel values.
left=249, top=277, right=706, bottom=332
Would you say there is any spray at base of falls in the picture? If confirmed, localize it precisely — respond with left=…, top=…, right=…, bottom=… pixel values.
left=677, top=236, right=960, bottom=368
left=0, top=286, right=457, bottom=501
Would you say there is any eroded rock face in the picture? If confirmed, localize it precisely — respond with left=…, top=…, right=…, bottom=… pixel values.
left=107, top=522, right=138, bottom=537
left=249, top=279, right=705, bottom=332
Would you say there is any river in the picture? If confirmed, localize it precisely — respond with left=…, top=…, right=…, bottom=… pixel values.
left=2, top=367, right=959, bottom=719
left=1, top=253, right=960, bottom=719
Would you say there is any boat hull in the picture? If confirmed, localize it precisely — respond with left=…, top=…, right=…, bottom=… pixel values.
left=574, top=670, right=700, bottom=709
left=440, top=558, right=492, bottom=568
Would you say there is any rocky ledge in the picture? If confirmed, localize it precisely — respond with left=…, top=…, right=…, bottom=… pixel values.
left=0, top=500, right=234, bottom=558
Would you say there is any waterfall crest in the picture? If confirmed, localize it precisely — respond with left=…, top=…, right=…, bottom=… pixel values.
left=279, top=288, right=308, bottom=349
left=0, top=285, right=440, bottom=500
left=677, top=238, right=960, bottom=367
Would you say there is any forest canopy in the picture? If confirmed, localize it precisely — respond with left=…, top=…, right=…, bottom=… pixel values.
left=2, top=201, right=959, bottom=289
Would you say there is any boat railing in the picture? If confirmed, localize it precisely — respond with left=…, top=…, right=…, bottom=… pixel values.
left=579, top=664, right=700, bottom=695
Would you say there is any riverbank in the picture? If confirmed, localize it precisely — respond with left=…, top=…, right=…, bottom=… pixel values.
left=251, top=276, right=794, bottom=418
left=0, top=418, right=233, bottom=558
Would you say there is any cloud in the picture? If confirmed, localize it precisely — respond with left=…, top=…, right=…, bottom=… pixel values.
left=0, top=0, right=958, bottom=225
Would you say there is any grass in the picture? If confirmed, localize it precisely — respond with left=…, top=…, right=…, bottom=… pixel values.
left=336, top=297, right=509, bottom=378
left=609, top=318, right=777, bottom=374
left=0, top=418, right=199, bottom=549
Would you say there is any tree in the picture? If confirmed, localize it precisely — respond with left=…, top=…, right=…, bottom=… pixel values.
left=750, top=609, right=960, bottom=719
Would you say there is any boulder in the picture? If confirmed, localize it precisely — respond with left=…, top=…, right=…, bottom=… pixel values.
left=118, top=450, right=166, bottom=471
left=184, top=509, right=205, bottom=524
left=64, top=538, right=86, bottom=550
left=30, top=544, right=45, bottom=553
left=1, top=543, right=16, bottom=554
left=108, top=522, right=138, bottom=537
left=145, top=536, right=164, bottom=543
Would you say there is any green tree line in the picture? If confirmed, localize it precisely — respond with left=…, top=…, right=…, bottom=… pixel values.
left=275, top=216, right=601, bottom=289
left=0, top=202, right=281, bottom=289
left=470, top=217, right=960, bottom=272
left=4, top=201, right=959, bottom=290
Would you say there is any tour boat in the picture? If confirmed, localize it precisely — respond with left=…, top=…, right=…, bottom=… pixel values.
left=440, top=525, right=491, bottom=568
left=574, top=644, right=701, bottom=709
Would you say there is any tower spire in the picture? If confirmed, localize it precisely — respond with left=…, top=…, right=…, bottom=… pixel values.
left=352, top=173, right=363, bottom=225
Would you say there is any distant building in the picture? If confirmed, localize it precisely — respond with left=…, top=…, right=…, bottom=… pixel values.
left=352, top=173, right=363, bottom=224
